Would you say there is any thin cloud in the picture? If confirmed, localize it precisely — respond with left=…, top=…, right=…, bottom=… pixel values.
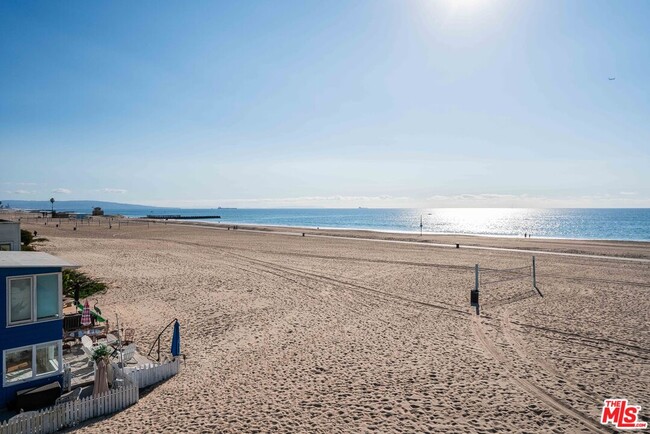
left=100, top=188, right=128, bottom=194
left=132, top=192, right=650, bottom=209
left=146, top=195, right=413, bottom=208
left=6, top=190, right=36, bottom=195
left=425, top=193, right=520, bottom=201
left=1, top=182, right=38, bottom=186
left=234, top=195, right=411, bottom=203
left=620, top=192, right=637, bottom=196
left=52, top=188, right=72, bottom=194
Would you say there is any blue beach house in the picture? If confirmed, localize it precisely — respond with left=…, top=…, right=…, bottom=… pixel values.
left=0, top=252, right=78, bottom=409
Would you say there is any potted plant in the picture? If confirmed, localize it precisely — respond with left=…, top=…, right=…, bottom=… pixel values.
left=92, top=344, right=110, bottom=363
left=92, top=345, right=114, bottom=386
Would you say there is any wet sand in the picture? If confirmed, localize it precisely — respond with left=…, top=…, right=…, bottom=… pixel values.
left=14, top=216, right=650, bottom=433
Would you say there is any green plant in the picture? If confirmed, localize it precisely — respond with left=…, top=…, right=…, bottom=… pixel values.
left=20, top=229, right=34, bottom=251
left=21, top=229, right=33, bottom=244
left=92, top=344, right=111, bottom=362
left=62, top=269, right=107, bottom=299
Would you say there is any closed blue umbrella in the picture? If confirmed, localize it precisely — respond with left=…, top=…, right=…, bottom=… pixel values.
left=171, top=320, right=181, bottom=357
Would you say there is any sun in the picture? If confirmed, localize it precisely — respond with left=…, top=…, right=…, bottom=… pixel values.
left=449, top=0, right=491, bottom=12
left=419, top=0, right=494, bottom=20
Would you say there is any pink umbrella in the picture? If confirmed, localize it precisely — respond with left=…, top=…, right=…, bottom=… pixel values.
left=81, top=300, right=92, bottom=326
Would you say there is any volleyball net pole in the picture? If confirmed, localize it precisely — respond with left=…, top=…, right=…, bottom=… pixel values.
left=470, top=263, right=480, bottom=315
left=532, top=256, right=543, bottom=297
left=532, top=256, right=536, bottom=288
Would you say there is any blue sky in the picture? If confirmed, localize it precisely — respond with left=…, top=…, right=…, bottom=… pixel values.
left=1, top=0, right=649, bottom=208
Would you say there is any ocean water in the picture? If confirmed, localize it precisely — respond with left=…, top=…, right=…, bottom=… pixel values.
left=104, top=208, right=650, bottom=241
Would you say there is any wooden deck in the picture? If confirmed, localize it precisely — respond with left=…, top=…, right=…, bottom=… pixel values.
left=63, top=344, right=155, bottom=388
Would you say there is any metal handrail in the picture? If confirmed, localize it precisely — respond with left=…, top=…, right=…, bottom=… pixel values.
left=147, top=318, right=178, bottom=362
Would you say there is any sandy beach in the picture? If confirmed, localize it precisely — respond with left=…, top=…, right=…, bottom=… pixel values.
left=17, top=217, right=650, bottom=433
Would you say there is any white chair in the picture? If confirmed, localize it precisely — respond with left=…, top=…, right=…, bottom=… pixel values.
left=81, top=344, right=94, bottom=362
left=81, top=335, right=96, bottom=349
left=55, top=387, right=82, bottom=405
left=118, top=343, right=137, bottom=364
left=106, top=333, right=118, bottom=346
left=81, top=335, right=100, bottom=364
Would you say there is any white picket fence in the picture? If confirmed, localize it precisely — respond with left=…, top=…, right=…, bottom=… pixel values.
left=124, top=358, right=181, bottom=389
left=62, top=364, right=71, bottom=393
left=0, top=381, right=138, bottom=434
left=0, top=358, right=181, bottom=434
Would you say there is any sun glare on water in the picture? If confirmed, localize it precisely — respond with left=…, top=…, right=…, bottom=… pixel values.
left=420, top=208, right=537, bottom=236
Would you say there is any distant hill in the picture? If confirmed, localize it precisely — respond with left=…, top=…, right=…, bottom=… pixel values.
left=0, top=200, right=163, bottom=212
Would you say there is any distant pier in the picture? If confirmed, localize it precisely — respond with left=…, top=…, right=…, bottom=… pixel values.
left=144, top=215, right=221, bottom=220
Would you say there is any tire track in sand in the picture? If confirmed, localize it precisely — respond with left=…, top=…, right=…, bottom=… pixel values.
left=472, top=314, right=612, bottom=434
left=500, top=308, right=611, bottom=409
left=508, top=321, right=650, bottom=358
left=225, top=251, right=471, bottom=319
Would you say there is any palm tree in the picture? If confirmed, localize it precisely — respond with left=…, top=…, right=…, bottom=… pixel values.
left=50, top=197, right=55, bottom=214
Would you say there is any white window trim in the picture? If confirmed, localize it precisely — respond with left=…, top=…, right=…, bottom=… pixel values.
left=6, top=273, right=63, bottom=328
left=2, top=340, right=63, bottom=387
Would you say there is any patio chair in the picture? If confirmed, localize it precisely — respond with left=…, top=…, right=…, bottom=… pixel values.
left=106, top=333, right=118, bottom=346
left=55, top=387, right=82, bottom=405
left=81, top=335, right=101, bottom=364
left=118, top=343, right=137, bottom=365
left=63, top=313, right=82, bottom=332
left=123, top=328, right=135, bottom=344
left=81, top=335, right=96, bottom=348
left=81, top=345, right=95, bottom=365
